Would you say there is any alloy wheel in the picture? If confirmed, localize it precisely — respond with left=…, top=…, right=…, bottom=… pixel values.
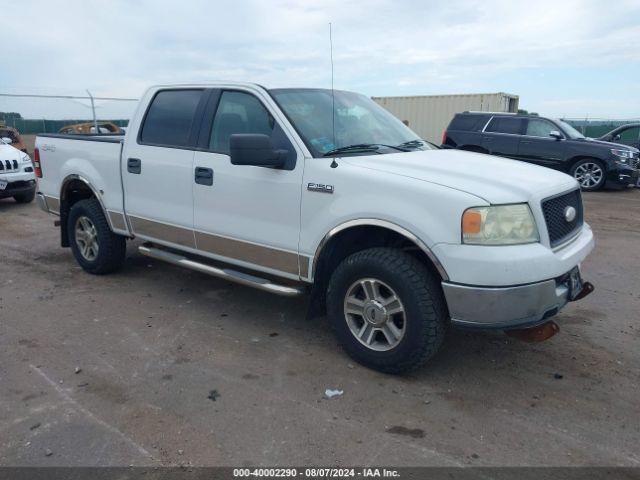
left=574, top=162, right=603, bottom=189
left=343, top=278, right=406, bottom=351
left=75, top=215, right=99, bottom=261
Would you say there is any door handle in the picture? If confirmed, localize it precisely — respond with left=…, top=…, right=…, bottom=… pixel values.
left=194, top=167, right=213, bottom=186
left=127, top=158, right=141, bottom=174
left=521, top=140, right=532, bottom=145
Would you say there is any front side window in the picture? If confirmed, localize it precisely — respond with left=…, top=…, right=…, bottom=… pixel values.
left=210, top=91, right=275, bottom=154
left=139, top=89, right=204, bottom=147
left=485, top=117, right=523, bottom=135
left=619, top=126, right=640, bottom=142
left=526, top=118, right=559, bottom=138
left=270, top=88, right=431, bottom=157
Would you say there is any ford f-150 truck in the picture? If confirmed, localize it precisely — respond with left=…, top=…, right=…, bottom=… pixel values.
left=35, top=82, right=595, bottom=373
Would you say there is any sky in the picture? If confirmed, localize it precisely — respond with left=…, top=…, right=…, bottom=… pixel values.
left=2, top=0, right=639, bottom=120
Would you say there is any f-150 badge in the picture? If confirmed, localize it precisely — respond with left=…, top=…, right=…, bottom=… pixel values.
left=307, top=183, right=334, bottom=194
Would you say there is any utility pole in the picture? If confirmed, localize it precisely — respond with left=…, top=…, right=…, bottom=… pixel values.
left=87, top=89, right=98, bottom=133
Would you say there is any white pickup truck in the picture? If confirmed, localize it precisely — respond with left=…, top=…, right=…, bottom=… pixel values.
left=35, top=82, right=595, bottom=373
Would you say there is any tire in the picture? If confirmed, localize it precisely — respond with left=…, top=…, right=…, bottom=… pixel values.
left=14, top=189, right=35, bottom=203
left=570, top=158, right=606, bottom=191
left=326, top=248, right=447, bottom=374
left=67, top=198, right=126, bottom=274
left=461, top=146, right=488, bottom=154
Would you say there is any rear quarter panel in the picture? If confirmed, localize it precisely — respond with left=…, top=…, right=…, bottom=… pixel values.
left=35, top=136, right=125, bottom=229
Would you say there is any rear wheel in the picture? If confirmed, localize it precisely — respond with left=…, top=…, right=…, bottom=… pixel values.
left=326, top=248, right=447, bottom=374
left=571, top=159, right=605, bottom=191
left=68, top=198, right=126, bottom=274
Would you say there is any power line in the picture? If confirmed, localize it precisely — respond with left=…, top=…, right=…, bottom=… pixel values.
left=0, top=93, right=138, bottom=101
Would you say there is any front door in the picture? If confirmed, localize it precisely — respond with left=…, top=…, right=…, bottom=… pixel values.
left=122, top=88, right=207, bottom=249
left=518, top=118, right=566, bottom=168
left=192, top=88, right=305, bottom=280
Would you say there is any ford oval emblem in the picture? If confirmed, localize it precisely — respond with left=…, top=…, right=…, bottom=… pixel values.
left=564, top=206, right=577, bottom=222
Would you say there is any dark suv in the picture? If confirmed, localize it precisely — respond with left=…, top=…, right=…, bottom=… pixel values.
left=442, top=112, right=640, bottom=191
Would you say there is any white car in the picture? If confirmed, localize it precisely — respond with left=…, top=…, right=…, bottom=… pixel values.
left=0, top=137, right=36, bottom=203
left=34, top=82, right=594, bottom=373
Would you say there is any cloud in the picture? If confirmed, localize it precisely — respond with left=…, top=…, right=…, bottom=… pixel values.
left=2, top=0, right=639, bottom=117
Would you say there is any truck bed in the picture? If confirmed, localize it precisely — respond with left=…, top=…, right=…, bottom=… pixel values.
left=35, top=133, right=126, bottom=231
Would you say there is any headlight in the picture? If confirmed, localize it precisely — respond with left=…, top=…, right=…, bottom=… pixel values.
left=611, top=149, right=633, bottom=162
left=462, top=204, right=539, bottom=245
left=21, top=153, right=31, bottom=163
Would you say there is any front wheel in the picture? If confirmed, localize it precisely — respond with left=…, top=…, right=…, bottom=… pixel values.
left=68, top=198, right=126, bottom=274
left=326, top=248, right=447, bottom=374
left=14, top=189, right=35, bottom=203
left=571, top=159, right=606, bottom=191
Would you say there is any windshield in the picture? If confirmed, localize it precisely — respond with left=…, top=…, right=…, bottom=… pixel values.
left=556, top=119, right=585, bottom=139
left=270, top=88, right=431, bottom=157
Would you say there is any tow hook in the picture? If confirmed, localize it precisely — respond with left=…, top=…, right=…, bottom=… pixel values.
left=505, top=321, right=560, bottom=343
left=571, top=281, right=595, bottom=302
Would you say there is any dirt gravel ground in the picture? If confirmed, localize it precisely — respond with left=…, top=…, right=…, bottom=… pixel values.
left=1, top=189, right=639, bottom=467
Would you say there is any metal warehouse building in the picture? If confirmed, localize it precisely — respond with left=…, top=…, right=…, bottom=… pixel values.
left=373, top=92, right=519, bottom=145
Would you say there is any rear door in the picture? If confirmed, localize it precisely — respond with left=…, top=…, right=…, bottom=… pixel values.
left=191, top=87, right=305, bottom=280
left=518, top=118, right=567, bottom=168
left=481, top=116, right=524, bottom=158
left=122, top=88, right=207, bottom=249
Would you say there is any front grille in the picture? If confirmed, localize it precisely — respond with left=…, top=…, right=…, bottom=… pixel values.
left=541, top=189, right=584, bottom=248
left=0, top=159, right=18, bottom=172
left=631, top=154, right=639, bottom=169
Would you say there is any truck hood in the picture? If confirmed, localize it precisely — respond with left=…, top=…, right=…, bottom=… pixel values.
left=578, top=137, right=640, bottom=152
left=343, top=149, right=577, bottom=204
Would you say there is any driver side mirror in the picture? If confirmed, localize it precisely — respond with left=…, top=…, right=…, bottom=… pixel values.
left=229, top=134, right=287, bottom=168
left=1, top=137, right=13, bottom=144
left=549, top=130, right=563, bottom=140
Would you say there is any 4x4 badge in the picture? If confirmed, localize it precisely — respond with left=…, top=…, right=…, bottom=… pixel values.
left=307, top=183, right=334, bottom=194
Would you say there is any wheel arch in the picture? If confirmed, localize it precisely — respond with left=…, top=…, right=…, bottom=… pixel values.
left=59, top=174, right=114, bottom=247
left=459, top=144, right=489, bottom=154
left=567, top=155, right=605, bottom=172
left=307, top=219, right=448, bottom=318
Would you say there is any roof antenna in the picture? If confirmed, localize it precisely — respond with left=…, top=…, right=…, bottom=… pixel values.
left=329, top=22, right=338, bottom=169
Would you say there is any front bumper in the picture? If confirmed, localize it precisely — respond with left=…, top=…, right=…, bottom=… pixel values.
left=0, top=179, right=36, bottom=198
left=443, top=274, right=573, bottom=329
left=605, top=163, right=639, bottom=188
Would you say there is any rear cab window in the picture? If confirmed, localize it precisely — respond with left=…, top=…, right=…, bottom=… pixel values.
left=485, top=116, right=524, bottom=135
left=139, top=89, right=204, bottom=147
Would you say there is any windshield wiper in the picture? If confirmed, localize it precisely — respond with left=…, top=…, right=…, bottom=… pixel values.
left=397, top=139, right=426, bottom=149
left=323, top=143, right=408, bottom=157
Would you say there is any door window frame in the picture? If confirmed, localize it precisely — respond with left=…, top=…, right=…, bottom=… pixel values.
left=195, top=88, right=299, bottom=169
left=523, top=118, right=564, bottom=139
left=136, top=88, right=209, bottom=151
left=481, top=115, right=525, bottom=136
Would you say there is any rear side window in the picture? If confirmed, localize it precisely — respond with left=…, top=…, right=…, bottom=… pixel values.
left=449, top=114, right=490, bottom=131
left=140, top=89, right=204, bottom=147
left=485, top=117, right=523, bottom=135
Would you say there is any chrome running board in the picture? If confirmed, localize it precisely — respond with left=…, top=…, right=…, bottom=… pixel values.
left=138, top=244, right=304, bottom=297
